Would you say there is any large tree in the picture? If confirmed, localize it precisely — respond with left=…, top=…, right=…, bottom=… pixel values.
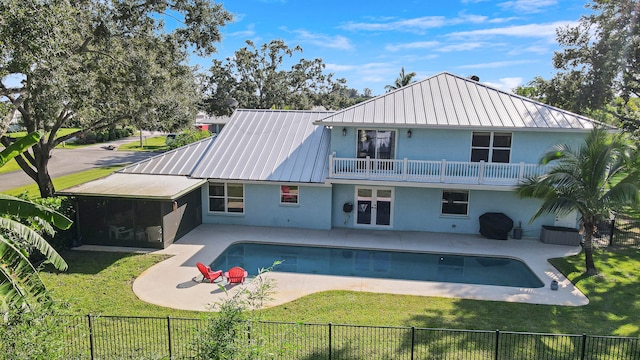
left=0, top=0, right=232, bottom=197
left=204, top=40, right=352, bottom=116
left=517, top=0, right=640, bottom=134
left=517, top=128, right=640, bottom=275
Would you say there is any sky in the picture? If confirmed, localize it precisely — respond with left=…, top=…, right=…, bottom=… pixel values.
left=196, top=0, right=592, bottom=96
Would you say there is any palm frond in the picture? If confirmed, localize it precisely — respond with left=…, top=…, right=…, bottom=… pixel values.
left=0, top=235, right=51, bottom=310
left=0, top=132, right=41, bottom=167
left=0, top=217, right=68, bottom=271
left=0, top=194, right=72, bottom=230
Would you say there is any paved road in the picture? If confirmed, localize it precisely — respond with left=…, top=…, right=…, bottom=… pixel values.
left=0, top=135, right=162, bottom=192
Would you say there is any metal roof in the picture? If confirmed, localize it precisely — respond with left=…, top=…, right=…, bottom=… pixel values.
left=57, top=174, right=205, bottom=200
left=315, top=72, right=609, bottom=131
left=119, top=136, right=216, bottom=176
left=190, top=109, right=333, bottom=183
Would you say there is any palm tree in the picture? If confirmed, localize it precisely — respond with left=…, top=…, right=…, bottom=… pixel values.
left=517, top=128, right=639, bottom=275
left=0, top=133, right=71, bottom=309
left=384, top=67, right=417, bottom=92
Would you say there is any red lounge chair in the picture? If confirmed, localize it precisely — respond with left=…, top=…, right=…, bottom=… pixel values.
left=224, top=266, right=248, bottom=284
left=196, top=262, right=223, bottom=283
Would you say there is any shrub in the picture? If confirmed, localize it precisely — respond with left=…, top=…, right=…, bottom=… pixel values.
left=192, top=261, right=281, bottom=360
left=0, top=304, right=71, bottom=360
left=168, top=129, right=212, bottom=150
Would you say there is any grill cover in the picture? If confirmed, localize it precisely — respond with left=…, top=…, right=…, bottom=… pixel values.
left=479, top=212, right=514, bottom=240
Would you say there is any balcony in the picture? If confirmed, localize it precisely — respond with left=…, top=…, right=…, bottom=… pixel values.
left=328, top=154, right=548, bottom=186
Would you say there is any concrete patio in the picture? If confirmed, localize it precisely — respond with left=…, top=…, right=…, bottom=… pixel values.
left=80, top=224, right=588, bottom=311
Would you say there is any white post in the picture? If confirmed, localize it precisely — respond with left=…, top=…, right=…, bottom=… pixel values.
left=402, top=158, right=408, bottom=180
left=366, top=156, right=371, bottom=178
left=479, top=160, right=485, bottom=184
left=518, top=162, right=525, bottom=180
left=329, top=152, right=335, bottom=177
left=440, top=159, right=446, bottom=182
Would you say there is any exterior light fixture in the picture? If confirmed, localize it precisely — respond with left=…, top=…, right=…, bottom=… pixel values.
left=407, top=129, right=412, bottom=138
left=342, top=128, right=347, bottom=136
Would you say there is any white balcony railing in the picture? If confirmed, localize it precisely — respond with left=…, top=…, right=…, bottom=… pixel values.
left=328, top=154, right=547, bottom=186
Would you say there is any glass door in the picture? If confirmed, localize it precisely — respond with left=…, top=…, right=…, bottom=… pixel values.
left=356, top=187, right=393, bottom=227
left=357, top=130, right=396, bottom=160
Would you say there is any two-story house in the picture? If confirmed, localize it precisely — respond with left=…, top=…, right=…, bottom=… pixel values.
left=60, top=72, right=604, bottom=248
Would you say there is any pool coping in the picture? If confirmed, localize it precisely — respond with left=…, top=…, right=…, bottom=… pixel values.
left=91, top=224, right=589, bottom=311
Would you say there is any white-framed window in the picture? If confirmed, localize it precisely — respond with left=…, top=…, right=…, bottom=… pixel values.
left=357, top=129, right=396, bottom=159
left=280, top=185, right=299, bottom=204
left=471, top=132, right=512, bottom=163
left=208, top=183, right=244, bottom=213
left=441, top=190, right=469, bottom=216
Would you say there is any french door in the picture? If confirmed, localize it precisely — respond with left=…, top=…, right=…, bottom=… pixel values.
left=356, top=187, right=393, bottom=227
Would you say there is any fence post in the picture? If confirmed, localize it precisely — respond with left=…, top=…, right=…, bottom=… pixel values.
left=328, top=323, right=332, bottom=360
left=410, top=326, right=415, bottom=360
left=494, top=330, right=500, bottom=360
left=580, top=334, right=587, bottom=360
left=167, top=316, right=172, bottom=360
left=609, top=218, right=616, bottom=246
left=87, top=314, right=95, bottom=360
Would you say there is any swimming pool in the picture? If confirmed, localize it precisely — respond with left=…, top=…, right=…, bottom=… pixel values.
left=210, top=242, right=544, bottom=288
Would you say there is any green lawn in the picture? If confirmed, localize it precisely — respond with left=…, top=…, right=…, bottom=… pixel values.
left=1, top=165, right=124, bottom=198
left=41, top=247, right=640, bottom=337
left=118, top=135, right=169, bottom=151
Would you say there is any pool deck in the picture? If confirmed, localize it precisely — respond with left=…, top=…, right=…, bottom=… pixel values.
left=78, top=224, right=589, bottom=311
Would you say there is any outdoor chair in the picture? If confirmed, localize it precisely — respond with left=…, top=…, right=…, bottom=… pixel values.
left=196, top=262, right=223, bottom=283
left=224, top=266, right=248, bottom=284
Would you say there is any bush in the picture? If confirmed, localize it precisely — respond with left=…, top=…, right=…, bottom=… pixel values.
left=168, top=129, right=212, bottom=150
left=0, top=304, right=71, bottom=360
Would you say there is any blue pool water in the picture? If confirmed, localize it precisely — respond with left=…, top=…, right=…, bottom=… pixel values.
left=210, top=242, right=544, bottom=288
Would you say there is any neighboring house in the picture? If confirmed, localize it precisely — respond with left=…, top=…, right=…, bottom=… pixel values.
left=195, top=112, right=230, bottom=134
left=59, top=72, right=608, bottom=248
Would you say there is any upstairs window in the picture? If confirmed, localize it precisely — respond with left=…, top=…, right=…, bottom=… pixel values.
left=471, top=132, right=512, bottom=163
left=357, top=129, right=396, bottom=159
left=209, top=183, right=244, bottom=213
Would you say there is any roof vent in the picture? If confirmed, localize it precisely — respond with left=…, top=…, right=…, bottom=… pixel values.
left=469, top=75, right=480, bottom=81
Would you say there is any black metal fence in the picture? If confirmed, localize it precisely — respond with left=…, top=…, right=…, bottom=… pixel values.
left=61, top=315, right=640, bottom=359
left=594, top=217, right=640, bottom=248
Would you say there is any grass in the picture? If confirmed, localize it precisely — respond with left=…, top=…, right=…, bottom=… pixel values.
left=118, top=135, right=169, bottom=151
left=41, top=246, right=640, bottom=337
left=1, top=165, right=124, bottom=198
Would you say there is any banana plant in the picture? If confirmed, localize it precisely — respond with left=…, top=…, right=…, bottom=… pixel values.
left=0, top=132, right=71, bottom=309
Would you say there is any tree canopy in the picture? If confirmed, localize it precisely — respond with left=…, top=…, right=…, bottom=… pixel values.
left=0, top=0, right=232, bottom=197
left=203, top=40, right=356, bottom=116
left=515, top=0, right=640, bottom=135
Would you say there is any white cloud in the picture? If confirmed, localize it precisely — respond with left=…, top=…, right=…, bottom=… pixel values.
left=325, top=64, right=358, bottom=72
left=385, top=41, right=440, bottom=52
left=507, top=44, right=551, bottom=55
left=292, top=30, right=353, bottom=50
left=340, top=16, right=449, bottom=32
left=483, top=77, right=524, bottom=92
left=436, top=42, right=487, bottom=52
left=498, top=0, right=557, bottom=14
left=339, top=13, right=495, bottom=33
left=458, top=60, right=535, bottom=69
left=227, top=24, right=255, bottom=38
left=448, top=21, right=575, bottom=40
